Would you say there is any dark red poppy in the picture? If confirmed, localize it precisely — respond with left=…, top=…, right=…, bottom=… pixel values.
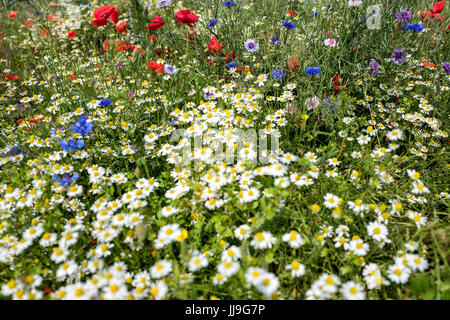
left=175, top=10, right=198, bottom=27
left=147, top=16, right=165, bottom=30
left=185, top=30, right=197, bottom=40
left=224, top=51, right=236, bottom=62
left=147, top=35, right=157, bottom=43
left=91, top=5, right=119, bottom=26
left=115, top=21, right=127, bottom=34
left=208, top=36, right=222, bottom=54
left=67, top=30, right=77, bottom=38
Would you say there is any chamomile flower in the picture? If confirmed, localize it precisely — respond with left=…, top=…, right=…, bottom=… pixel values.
left=286, top=261, right=305, bottom=278
left=323, top=193, right=340, bottom=209
left=150, top=260, right=173, bottom=279
left=387, top=263, right=411, bottom=284
left=217, top=260, right=239, bottom=278
left=188, top=254, right=209, bottom=272
left=234, top=224, right=251, bottom=240
left=250, top=231, right=277, bottom=249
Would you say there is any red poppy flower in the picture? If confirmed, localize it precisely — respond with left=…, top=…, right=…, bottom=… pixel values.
left=48, top=14, right=58, bottom=21
left=185, top=30, right=197, bottom=40
left=147, top=16, right=165, bottom=30
left=9, top=11, right=17, bottom=19
left=175, top=10, right=198, bottom=27
left=224, top=51, right=236, bottom=62
left=432, top=1, right=445, bottom=14
left=420, top=1, right=446, bottom=21
left=3, top=74, right=18, bottom=80
left=91, top=5, right=119, bottom=26
left=286, top=55, right=299, bottom=72
left=148, top=60, right=164, bottom=74
left=41, top=29, right=49, bottom=36
left=24, top=21, right=32, bottom=27
left=287, top=10, right=296, bottom=16
left=67, top=30, right=77, bottom=38
left=115, top=21, right=127, bottom=34
left=208, top=36, right=222, bottom=54
left=422, top=60, right=436, bottom=67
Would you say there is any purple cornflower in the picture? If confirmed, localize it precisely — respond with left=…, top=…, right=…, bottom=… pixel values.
left=156, top=0, right=171, bottom=7
left=244, top=39, right=259, bottom=53
left=391, top=48, right=407, bottom=64
left=270, top=36, right=281, bottom=45
left=395, top=9, right=412, bottom=21
left=369, top=59, right=379, bottom=76
left=441, top=62, right=450, bottom=75
left=164, top=64, right=178, bottom=75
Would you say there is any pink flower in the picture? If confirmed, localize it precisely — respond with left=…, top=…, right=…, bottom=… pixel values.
left=324, top=38, right=337, bottom=47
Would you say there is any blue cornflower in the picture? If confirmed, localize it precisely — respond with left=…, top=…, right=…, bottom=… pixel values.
left=403, top=23, right=424, bottom=32
left=34, top=11, right=41, bottom=15
left=324, top=98, right=338, bottom=110
left=99, top=98, right=112, bottom=106
left=312, top=12, right=319, bottom=17
left=270, top=36, right=281, bottom=45
left=1, top=146, right=20, bottom=157
left=207, top=18, right=218, bottom=28
left=272, top=69, right=284, bottom=81
left=70, top=115, right=93, bottom=135
left=305, top=67, right=321, bottom=76
left=227, top=61, right=238, bottom=69
left=282, top=21, right=296, bottom=29
left=223, top=1, right=235, bottom=7
left=52, top=172, right=79, bottom=187
left=60, top=138, right=84, bottom=151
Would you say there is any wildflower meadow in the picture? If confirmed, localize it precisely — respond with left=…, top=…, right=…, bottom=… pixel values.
left=0, top=0, right=449, bottom=301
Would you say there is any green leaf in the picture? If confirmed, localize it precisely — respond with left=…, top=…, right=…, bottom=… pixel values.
left=223, top=228, right=233, bottom=238
left=408, top=274, right=431, bottom=296
left=265, top=252, right=274, bottom=264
